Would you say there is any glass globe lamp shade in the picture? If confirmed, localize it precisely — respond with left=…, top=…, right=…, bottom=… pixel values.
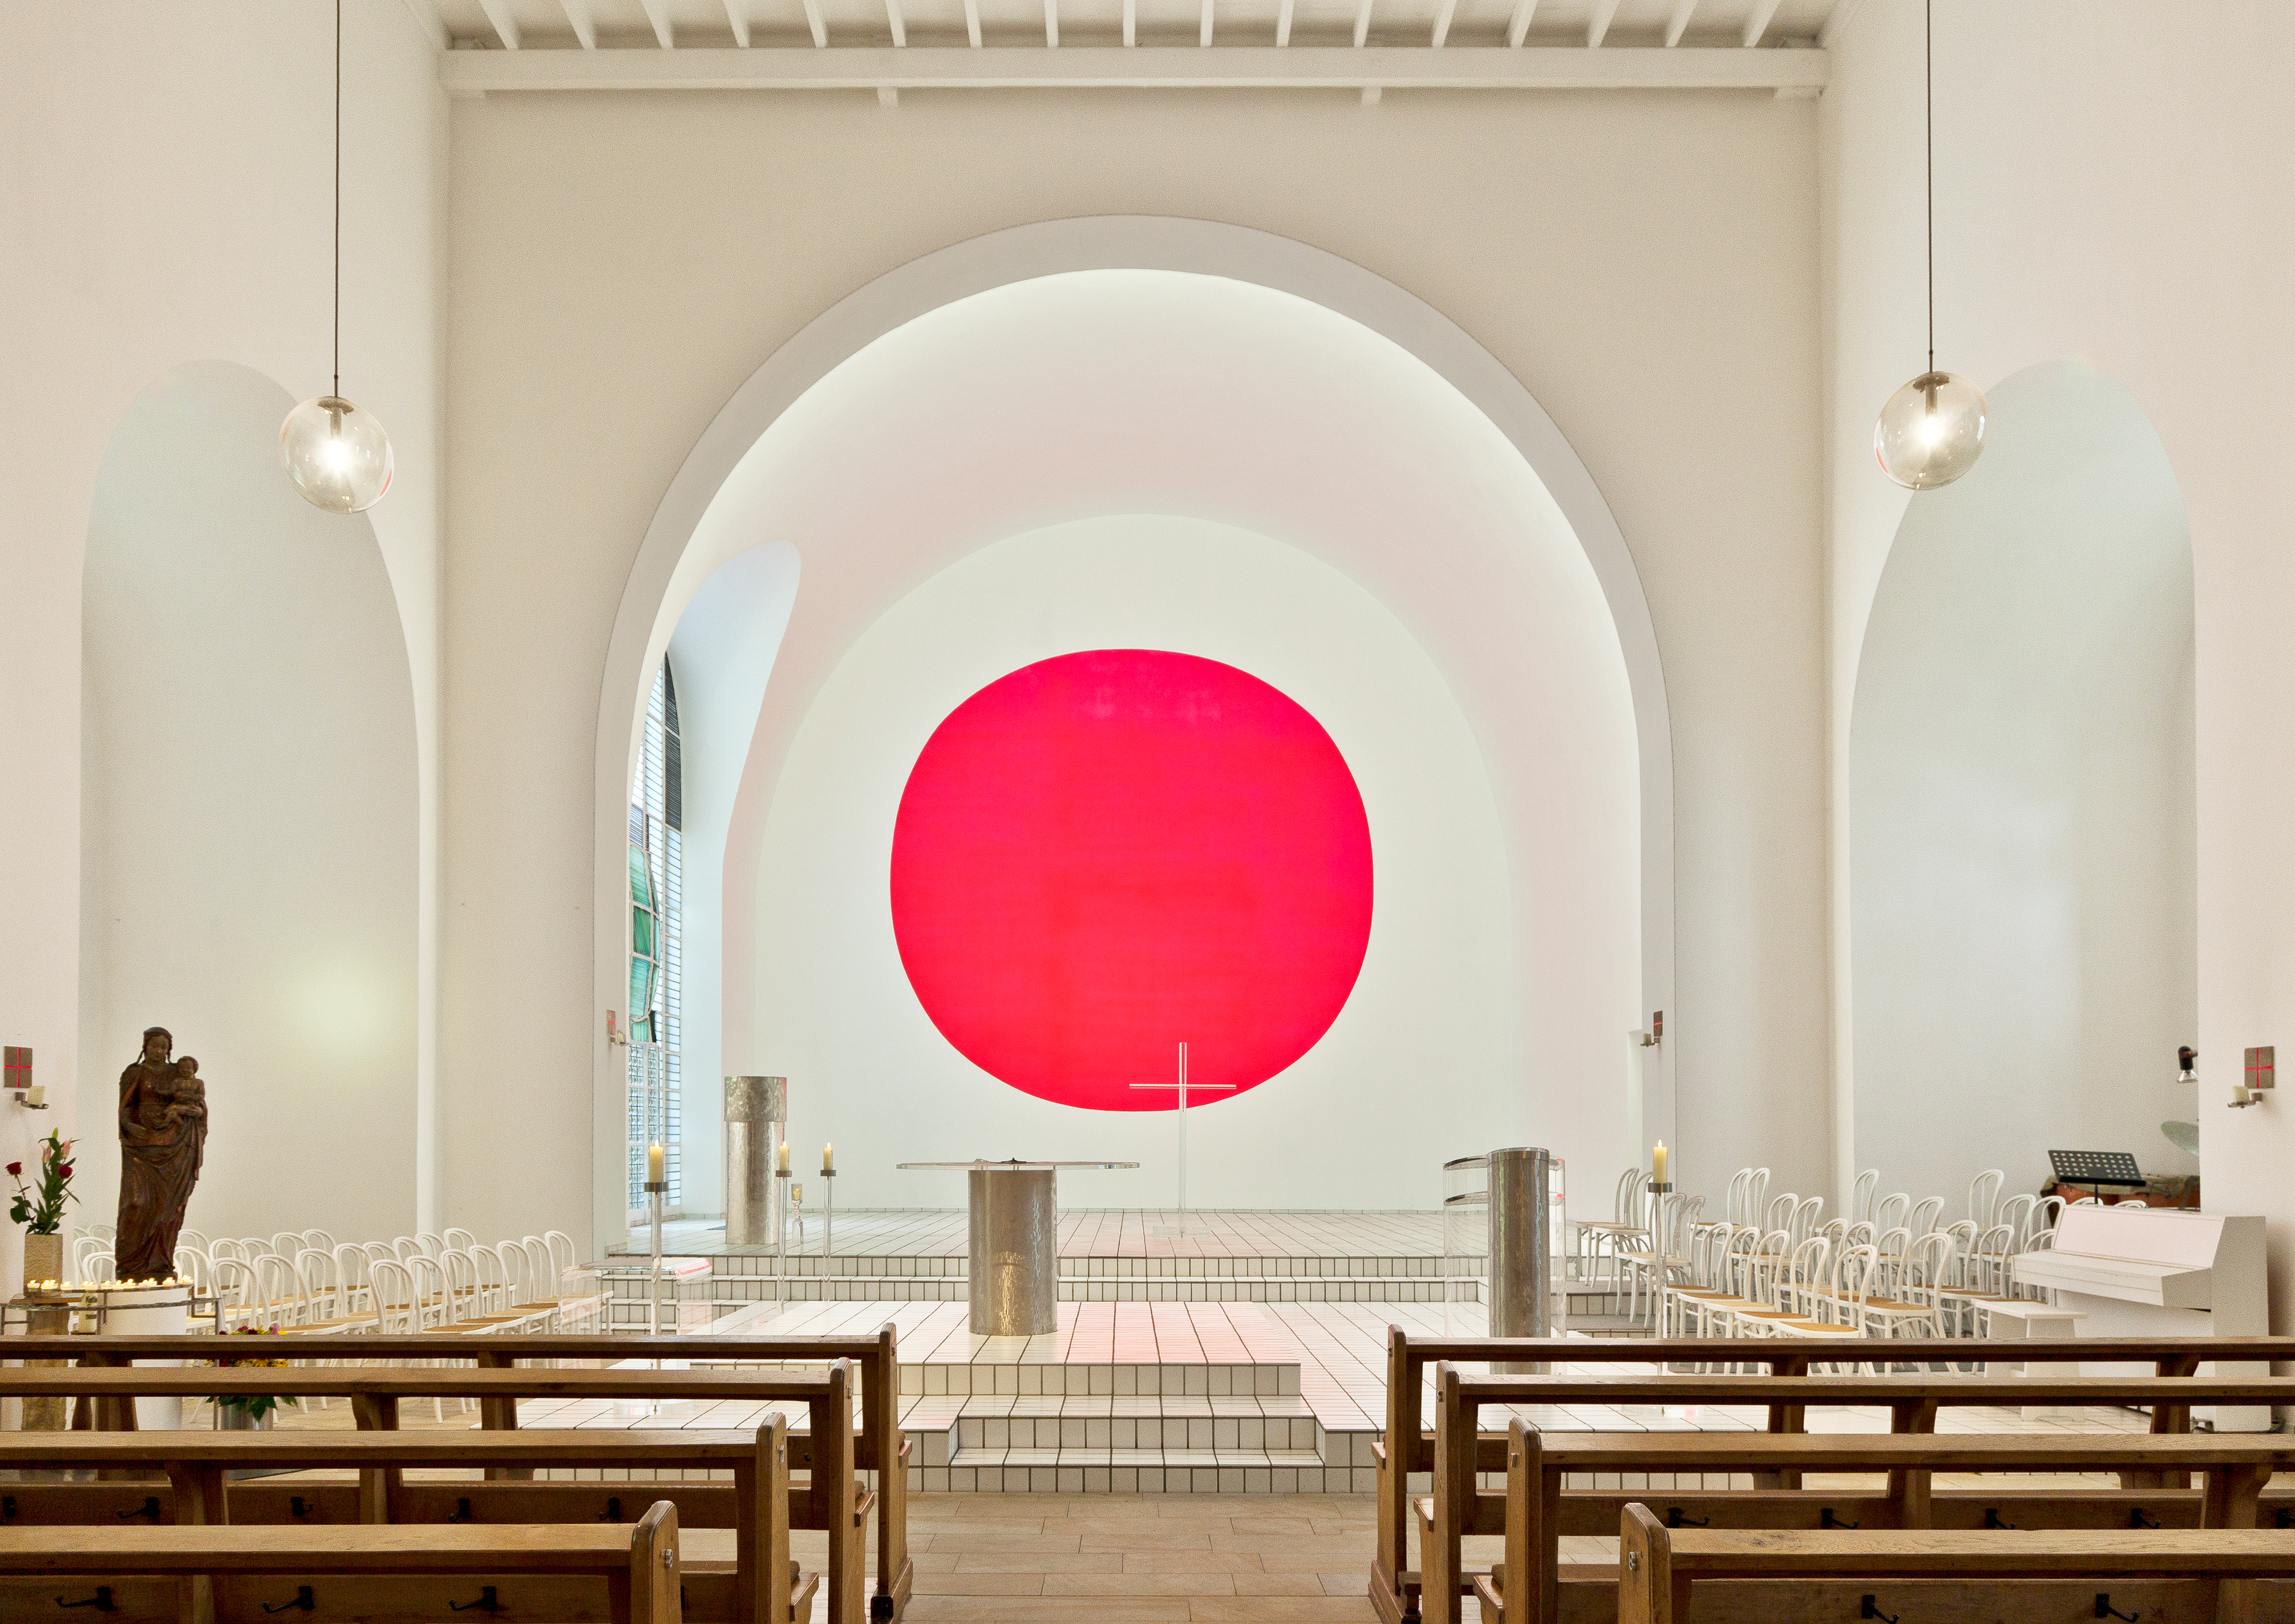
left=1874, top=370, right=1986, bottom=490
left=280, top=395, right=393, bottom=513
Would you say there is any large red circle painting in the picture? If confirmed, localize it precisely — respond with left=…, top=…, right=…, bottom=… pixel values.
left=891, top=650, right=1374, bottom=1111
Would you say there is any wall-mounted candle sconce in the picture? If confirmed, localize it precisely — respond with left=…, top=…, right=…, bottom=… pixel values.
left=2230, top=1045, right=2275, bottom=1110
left=1639, top=1011, right=1664, bottom=1049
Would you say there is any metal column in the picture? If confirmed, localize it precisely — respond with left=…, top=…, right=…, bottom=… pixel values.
left=1487, top=1145, right=1555, bottom=1372
left=968, top=1166, right=1058, bottom=1335
left=723, top=1076, right=787, bottom=1248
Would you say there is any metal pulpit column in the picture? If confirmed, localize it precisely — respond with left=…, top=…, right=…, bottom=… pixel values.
left=1129, top=1042, right=1233, bottom=1216
left=898, top=1160, right=1141, bottom=1334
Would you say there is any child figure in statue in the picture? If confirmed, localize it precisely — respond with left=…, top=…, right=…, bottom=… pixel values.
left=162, top=1057, right=206, bottom=1133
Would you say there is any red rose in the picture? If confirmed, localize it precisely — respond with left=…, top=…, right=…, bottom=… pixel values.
left=4, top=1162, right=18, bottom=1177
left=56, top=1165, right=71, bottom=1180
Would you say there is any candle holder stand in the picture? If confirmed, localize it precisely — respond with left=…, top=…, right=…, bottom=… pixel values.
left=1648, top=1182, right=1674, bottom=1194
left=821, top=1167, right=836, bottom=1258
left=645, top=1180, right=668, bottom=1338
left=774, top=1167, right=793, bottom=1309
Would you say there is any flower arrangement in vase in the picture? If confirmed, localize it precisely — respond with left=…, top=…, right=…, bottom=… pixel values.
left=211, top=1325, right=299, bottom=1427
left=9, top=1130, right=76, bottom=1292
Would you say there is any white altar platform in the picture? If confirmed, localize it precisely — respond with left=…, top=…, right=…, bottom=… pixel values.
left=578, top=1210, right=2154, bottom=1495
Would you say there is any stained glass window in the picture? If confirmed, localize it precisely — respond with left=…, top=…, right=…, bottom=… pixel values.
left=628, top=661, right=683, bottom=1211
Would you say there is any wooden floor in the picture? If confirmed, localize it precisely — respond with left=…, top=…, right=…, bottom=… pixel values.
left=898, top=1492, right=1380, bottom=1620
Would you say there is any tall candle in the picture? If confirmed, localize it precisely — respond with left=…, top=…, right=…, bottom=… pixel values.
left=822, top=1143, right=834, bottom=1173
left=778, top=1140, right=791, bottom=1174
left=24, top=1084, right=43, bottom=1107
left=648, top=1142, right=664, bottom=1184
left=1653, top=1141, right=1668, bottom=1184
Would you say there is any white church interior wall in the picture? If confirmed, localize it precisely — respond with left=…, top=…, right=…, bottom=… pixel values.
left=80, top=360, right=421, bottom=1249
left=0, top=0, right=444, bottom=1281
left=448, top=90, right=1825, bottom=1242
left=1824, top=0, right=2295, bottom=1314
left=1850, top=361, right=2195, bottom=1211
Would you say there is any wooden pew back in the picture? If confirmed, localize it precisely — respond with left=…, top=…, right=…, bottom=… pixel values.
left=5, top=1329, right=910, bottom=1624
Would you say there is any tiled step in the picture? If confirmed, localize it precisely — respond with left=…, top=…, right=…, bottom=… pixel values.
left=893, top=1389, right=1382, bottom=1493
left=690, top=1252, right=1461, bottom=1280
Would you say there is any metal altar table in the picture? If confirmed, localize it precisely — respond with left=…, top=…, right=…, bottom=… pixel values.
left=897, top=1159, right=1139, bottom=1335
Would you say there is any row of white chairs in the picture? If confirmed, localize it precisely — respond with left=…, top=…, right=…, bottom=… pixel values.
left=1597, top=1163, right=2089, bottom=1336
left=207, top=1233, right=596, bottom=1338
left=1659, top=1215, right=2055, bottom=1356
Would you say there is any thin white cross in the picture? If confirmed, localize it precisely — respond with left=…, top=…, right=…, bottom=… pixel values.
left=1129, top=1041, right=1233, bottom=1215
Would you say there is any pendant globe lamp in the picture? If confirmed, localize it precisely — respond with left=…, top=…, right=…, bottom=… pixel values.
left=281, top=0, right=392, bottom=513
left=1874, top=0, right=1984, bottom=491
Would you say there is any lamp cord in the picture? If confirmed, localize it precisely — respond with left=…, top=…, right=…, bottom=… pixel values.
left=1925, top=0, right=1934, bottom=376
left=335, top=0, right=342, bottom=399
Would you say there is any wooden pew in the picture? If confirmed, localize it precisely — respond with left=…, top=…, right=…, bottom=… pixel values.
left=0, top=1421, right=818, bottom=1624
left=0, top=1365, right=867, bottom=1624
left=1453, top=1418, right=2295, bottom=1624
left=0, top=1497, right=685, bottom=1624
left=1369, top=1329, right=2295, bottom=1624
left=7, top=1328, right=912, bottom=1624
left=1614, top=1503, right=2295, bottom=1624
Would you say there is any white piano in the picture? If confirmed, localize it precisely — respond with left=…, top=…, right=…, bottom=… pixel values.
left=2012, top=1206, right=2269, bottom=1432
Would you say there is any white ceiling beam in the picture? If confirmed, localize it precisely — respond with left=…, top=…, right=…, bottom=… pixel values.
left=1352, top=0, right=1371, bottom=48
left=1275, top=0, right=1292, bottom=45
left=801, top=0, right=827, bottom=46
left=1741, top=0, right=1784, bottom=46
left=476, top=0, right=520, bottom=49
left=399, top=0, right=450, bottom=51
left=1430, top=0, right=1456, bottom=48
left=440, top=43, right=1832, bottom=90
left=560, top=0, right=598, bottom=48
left=1586, top=0, right=1620, bottom=47
left=1199, top=0, right=1213, bottom=47
left=1662, top=0, right=1695, bottom=46
left=638, top=0, right=674, bottom=46
left=1816, top=0, right=1866, bottom=47
left=721, top=0, right=748, bottom=46
left=1505, top=0, right=1536, bottom=47
left=1045, top=0, right=1058, bottom=46
left=966, top=0, right=982, bottom=45
left=885, top=0, right=907, bottom=46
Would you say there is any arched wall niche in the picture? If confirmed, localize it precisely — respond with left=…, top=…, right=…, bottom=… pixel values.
left=79, top=359, right=420, bottom=1247
left=1851, top=360, right=2196, bottom=1208
left=593, top=219, right=1676, bottom=1249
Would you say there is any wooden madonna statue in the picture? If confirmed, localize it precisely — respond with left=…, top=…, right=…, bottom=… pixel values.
left=115, top=1026, right=208, bottom=1282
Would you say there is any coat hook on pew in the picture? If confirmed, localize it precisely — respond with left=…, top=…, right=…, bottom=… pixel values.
left=1860, top=1597, right=1898, bottom=1624
left=55, top=1590, right=115, bottom=1612
left=448, top=1497, right=474, bottom=1523
left=598, top=1497, right=623, bottom=1522
left=1983, top=1507, right=2017, bottom=1529
left=1822, top=1507, right=1859, bottom=1529
left=1665, top=1507, right=1709, bottom=1527
left=290, top=1496, right=317, bottom=1519
left=2129, top=1507, right=2159, bottom=1529
left=2095, top=1596, right=2141, bottom=1622
left=114, top=1497, right=160, bottom=1521
left=262, top=1587, right=316, bottom=1614
left=448, top=1588, right=504, bottom=1613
